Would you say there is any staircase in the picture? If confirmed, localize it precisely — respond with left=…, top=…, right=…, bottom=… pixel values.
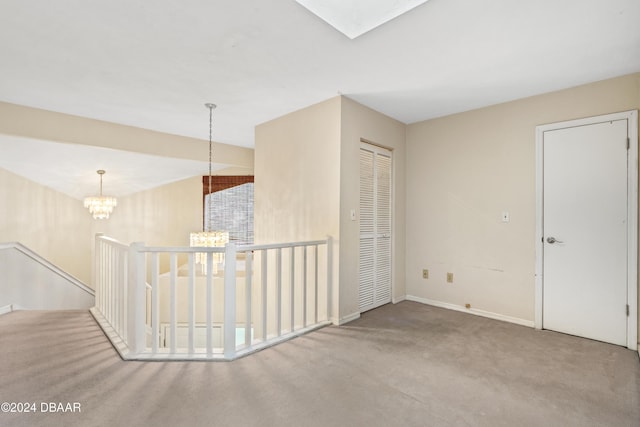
left=0, top=242, right=94, bottom=313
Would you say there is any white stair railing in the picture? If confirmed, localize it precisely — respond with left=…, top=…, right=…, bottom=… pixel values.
left=90, top=235, right=333, bottom=361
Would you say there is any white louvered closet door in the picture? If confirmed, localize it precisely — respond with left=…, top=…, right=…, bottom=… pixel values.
left=359, top=143, right=392, bottom=313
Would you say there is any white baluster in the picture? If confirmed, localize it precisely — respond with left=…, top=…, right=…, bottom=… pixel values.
left=224, top=243, right=237, bottom=359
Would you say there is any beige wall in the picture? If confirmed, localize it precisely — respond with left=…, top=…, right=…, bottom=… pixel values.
left=95, top=175, right=206, bottom=281
left=254, top=96, right=406, bottom=323
left=339, top=97, right=406, bottom=320
left=406, top=73, right=640, bottom=330
left=254, top=96, right=342, bottom=245
left=94, top=175, right=203, bottom=248
left=1, top=169, right=250, bottom=289
left=0, top=168, right=93, bottom=283
left=0, top=169, right=206, bottom=288
left=254, top=97, right=341, bottom=320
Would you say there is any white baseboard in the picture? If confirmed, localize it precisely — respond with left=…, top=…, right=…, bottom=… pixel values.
left=338, top=311, right=360, bottom=325
left=392, top=295, right=406, bottom=304
left=406, top=295, right=535, bottom=328
left=0, top=304, right=13, bottom=316
left=89, top=307, right=130, bottom=359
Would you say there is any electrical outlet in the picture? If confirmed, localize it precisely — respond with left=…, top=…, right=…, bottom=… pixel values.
left=422, top=269, right=429, bottom=279
left=447, top=272, right=453, bottom=283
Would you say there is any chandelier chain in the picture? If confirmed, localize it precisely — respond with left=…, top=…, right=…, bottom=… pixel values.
left=206, top=103, right=216, bottom=232
left=189, top=102, right=228, bottom=270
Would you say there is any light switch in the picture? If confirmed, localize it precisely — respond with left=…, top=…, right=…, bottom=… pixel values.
left=501, top=211, right=510, bottom=223
left=350, top=209, right=356, bottom=221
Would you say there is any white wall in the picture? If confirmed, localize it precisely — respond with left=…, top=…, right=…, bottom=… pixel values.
left=406, top=72, right=640, bottom=330
left=0, top=244, right=94, bottom=311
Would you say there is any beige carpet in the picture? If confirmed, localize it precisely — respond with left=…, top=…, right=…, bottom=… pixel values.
left=0, top=301, right=638, bottom=427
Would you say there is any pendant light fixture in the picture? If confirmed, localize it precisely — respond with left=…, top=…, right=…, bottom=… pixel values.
left=84, top=170, right=117, bottom=219
left=190, top=103, right=229, bottom=274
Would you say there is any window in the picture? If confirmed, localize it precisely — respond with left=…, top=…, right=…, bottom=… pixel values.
left=202, top=176, right=254, bottom=244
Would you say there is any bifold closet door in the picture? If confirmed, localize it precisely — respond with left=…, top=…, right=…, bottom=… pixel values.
left=359, top=143, right=392, bottom=312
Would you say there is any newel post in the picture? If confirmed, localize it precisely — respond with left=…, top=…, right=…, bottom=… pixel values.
left=223, top=243, right=237, bottom=359
left=127, top=242, right=146, bottom=357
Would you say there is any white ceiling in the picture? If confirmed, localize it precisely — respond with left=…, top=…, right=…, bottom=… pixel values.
left=1, top=0, right=639, bottom=198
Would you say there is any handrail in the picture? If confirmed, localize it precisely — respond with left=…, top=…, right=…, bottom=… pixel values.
left=91, top=234, right=333, bottom=361
left=0, top=241, right=94, bottom=296
left=96, top=235, right=129, bottom=251
left=238, top=239, right=327, bottom=251
left=140, top=239, right=327, bottom=253
left=140, top=246, right=226, bottom=253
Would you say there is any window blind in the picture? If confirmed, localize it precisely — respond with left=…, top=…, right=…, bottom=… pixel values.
left=202, top=176, right=254, bottom=244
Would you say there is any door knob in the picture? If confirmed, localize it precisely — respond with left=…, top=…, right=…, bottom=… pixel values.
left=546, top=237, right=563, bottom=244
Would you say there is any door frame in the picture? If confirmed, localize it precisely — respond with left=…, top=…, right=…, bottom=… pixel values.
left=535, top=110, right=638, bottom=350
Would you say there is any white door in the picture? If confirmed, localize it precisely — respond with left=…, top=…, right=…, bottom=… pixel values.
left=359, top=143, right=392, bottom=312
left=541, top=118, right=629, bottom=346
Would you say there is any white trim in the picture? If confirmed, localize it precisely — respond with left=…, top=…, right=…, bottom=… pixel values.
left=534, top=125, right=544, bottom=330
left=90, top=307, right=130, bottom=359
left=338, top=311, right=360, bottom=325
left=628, top=110, right=639, bottom=351
left=406, top=295, right=535, bottom=328
left=535, top=110, right=638, bottom=350
left=0, top=304, right=14, bottom=316
left=392, top=295, right=406, bottom=304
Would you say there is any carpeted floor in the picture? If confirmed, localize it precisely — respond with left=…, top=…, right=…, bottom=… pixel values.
left=0, top=301, right=638, bottom=427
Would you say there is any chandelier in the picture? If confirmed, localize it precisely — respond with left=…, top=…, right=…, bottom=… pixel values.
left=190, top=103, right=229, bottom=274
left=84, top=170, right=117, bottom=219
